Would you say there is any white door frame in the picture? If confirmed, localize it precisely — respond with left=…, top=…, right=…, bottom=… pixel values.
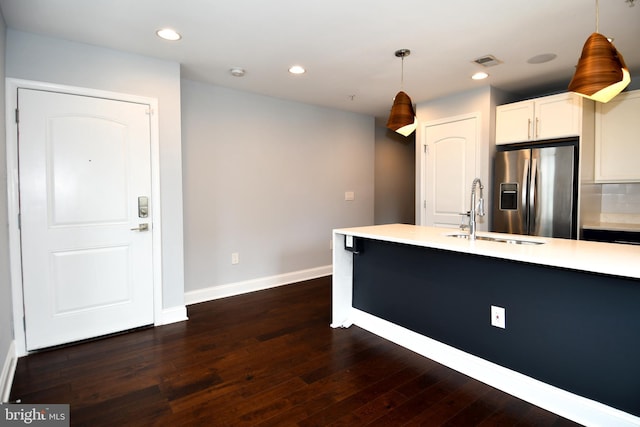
left=5, top=78, right=164, bottom=356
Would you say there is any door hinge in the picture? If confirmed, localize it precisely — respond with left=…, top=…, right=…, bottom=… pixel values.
left=146, top=108, right=154, bottom=116
left=18, top=213, right=21, bottom=230
left=423, top=144, right=428, bottom=154
left=15, top=108, right=19, bottom=124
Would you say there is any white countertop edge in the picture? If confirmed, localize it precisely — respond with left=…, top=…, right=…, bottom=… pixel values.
left=582, top=222, right=640, bottom=233
left=333, top=224, right=640, bottom=280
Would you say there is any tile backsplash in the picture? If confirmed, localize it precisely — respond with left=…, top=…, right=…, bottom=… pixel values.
left=600, top=183, right=640, bottom=223
left=579, top=183, right=602, bottom=225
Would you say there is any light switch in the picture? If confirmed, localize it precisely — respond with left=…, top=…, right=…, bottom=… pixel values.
left=345, top=191, right=355, bottom=201
left=345, top=235, right=354, bottom=248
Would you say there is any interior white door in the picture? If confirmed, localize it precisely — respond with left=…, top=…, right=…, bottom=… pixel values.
left=18, top=88, right=154, bottom=351
left=424, top=116, right=478, bottom=228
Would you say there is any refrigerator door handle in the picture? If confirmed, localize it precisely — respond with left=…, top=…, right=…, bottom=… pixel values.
left=521, top=159, right=529, bottom=229
left=529, top=158, right=538, bottom=233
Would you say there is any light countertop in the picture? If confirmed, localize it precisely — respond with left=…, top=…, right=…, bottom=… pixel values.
left=334, top=224, right=640, bottom=280
left=582, top=222, right=640, bottom=233
left=583, top=213, right=640, bottom=232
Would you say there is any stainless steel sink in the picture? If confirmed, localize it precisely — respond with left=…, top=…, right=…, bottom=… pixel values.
left=446, top=233, right=544, bottom=245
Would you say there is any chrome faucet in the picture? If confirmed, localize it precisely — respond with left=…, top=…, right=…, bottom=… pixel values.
left=468, top=178, right=485, bottom=240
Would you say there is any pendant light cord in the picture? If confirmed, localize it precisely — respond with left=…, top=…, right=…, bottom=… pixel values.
left=400, top=57, right=405, bottom=90
left=595, top=0, right=599, bottom=33
left=394, top=49, right=411, bottom=92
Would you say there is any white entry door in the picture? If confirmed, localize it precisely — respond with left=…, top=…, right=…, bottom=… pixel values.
left=423, top=116, right=478, bottom=228
left=18, top=88, right=154, bottom=351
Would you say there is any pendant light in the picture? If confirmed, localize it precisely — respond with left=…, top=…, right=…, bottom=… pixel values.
left=387, top=49, right=417, bottom=136
left=568, top=0, right=631, bottom=103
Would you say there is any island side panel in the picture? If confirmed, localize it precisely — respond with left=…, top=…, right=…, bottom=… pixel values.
left=352, top=238, right=640, bottom=417
left=331, top=231, right=353, bottom=327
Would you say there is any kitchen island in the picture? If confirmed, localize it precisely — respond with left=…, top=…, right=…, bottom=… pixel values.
left=332, top=224, right=640, bottom=427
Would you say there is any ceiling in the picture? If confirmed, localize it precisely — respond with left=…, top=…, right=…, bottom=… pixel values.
left=0, top=0, right=638, bottom=120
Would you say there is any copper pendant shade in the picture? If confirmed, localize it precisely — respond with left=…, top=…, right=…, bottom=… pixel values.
left=387, top=91, right=417, bottom=136
left=568, top=32, right=630, bottom=103
left=568, top=0, right=631, bottom=103
left=387, top=49, right=416, bottom=136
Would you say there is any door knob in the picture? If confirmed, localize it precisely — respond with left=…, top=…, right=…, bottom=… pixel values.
left=130, top=223, right=149, bottom=232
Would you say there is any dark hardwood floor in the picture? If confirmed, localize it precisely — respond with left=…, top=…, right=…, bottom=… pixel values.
left=10, top=276, right=582, bottom=426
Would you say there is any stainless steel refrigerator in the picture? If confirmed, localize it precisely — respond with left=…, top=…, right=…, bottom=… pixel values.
left=492, top=142, right=578, bottom=239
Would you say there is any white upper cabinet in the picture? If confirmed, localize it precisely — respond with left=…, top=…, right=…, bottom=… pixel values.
left=595, top=90, right=640, bottom=183
left=495, top=100, right=534, bottom=144
left=496, top=93, right=583, bottom=145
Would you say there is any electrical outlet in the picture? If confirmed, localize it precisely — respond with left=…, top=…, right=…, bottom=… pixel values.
left=231, top=252, right=239, bottom=265
left=491, top=305, right=506, bottom=329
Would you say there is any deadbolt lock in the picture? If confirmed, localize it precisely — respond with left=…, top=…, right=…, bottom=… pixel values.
left=138, top=196, right=149, bottom=218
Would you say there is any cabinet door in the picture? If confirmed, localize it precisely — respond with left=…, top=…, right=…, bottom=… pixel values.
left=595, top=90, right=640, bottom=183
left=535, top=93, right=581, bottom=140
left=496, top=101, right=533, bottom=144
left=423, top=116, right=478, bottom=228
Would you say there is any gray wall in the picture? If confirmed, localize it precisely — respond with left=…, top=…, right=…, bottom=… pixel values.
left=5, top=30, right=185, bottom=310
left=0, top=10, right=13, bottom=394
left=181, top=79, right=374, bottom=293
left=374, top=123, right=415, bottom=225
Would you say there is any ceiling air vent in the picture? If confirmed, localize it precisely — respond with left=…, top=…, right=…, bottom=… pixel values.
left=472, top=55, right=502, bottom=67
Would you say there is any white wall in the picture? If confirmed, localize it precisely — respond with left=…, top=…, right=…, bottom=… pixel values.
left=5, top=30, right=185, bottom=310
left=181, top=79, right=374, bottom=296
left=0, top=11, right=15, bottom=400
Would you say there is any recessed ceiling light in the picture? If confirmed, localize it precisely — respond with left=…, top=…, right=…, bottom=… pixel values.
left=230, top=68, right=246, bottom=77
left=156, top=28, right=181, bottom=41
left=472, top=72, right=489, bottom=80
left=288, top=65, right=306, bottom=75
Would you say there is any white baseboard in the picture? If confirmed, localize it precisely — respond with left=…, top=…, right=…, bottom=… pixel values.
left=156, top=306, right=188, bottom=326
left=349, top=309, right=640, bottom=427
left=185, top=265, right=332, bottom=305
left=1, top=341, right=17, bottom=403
